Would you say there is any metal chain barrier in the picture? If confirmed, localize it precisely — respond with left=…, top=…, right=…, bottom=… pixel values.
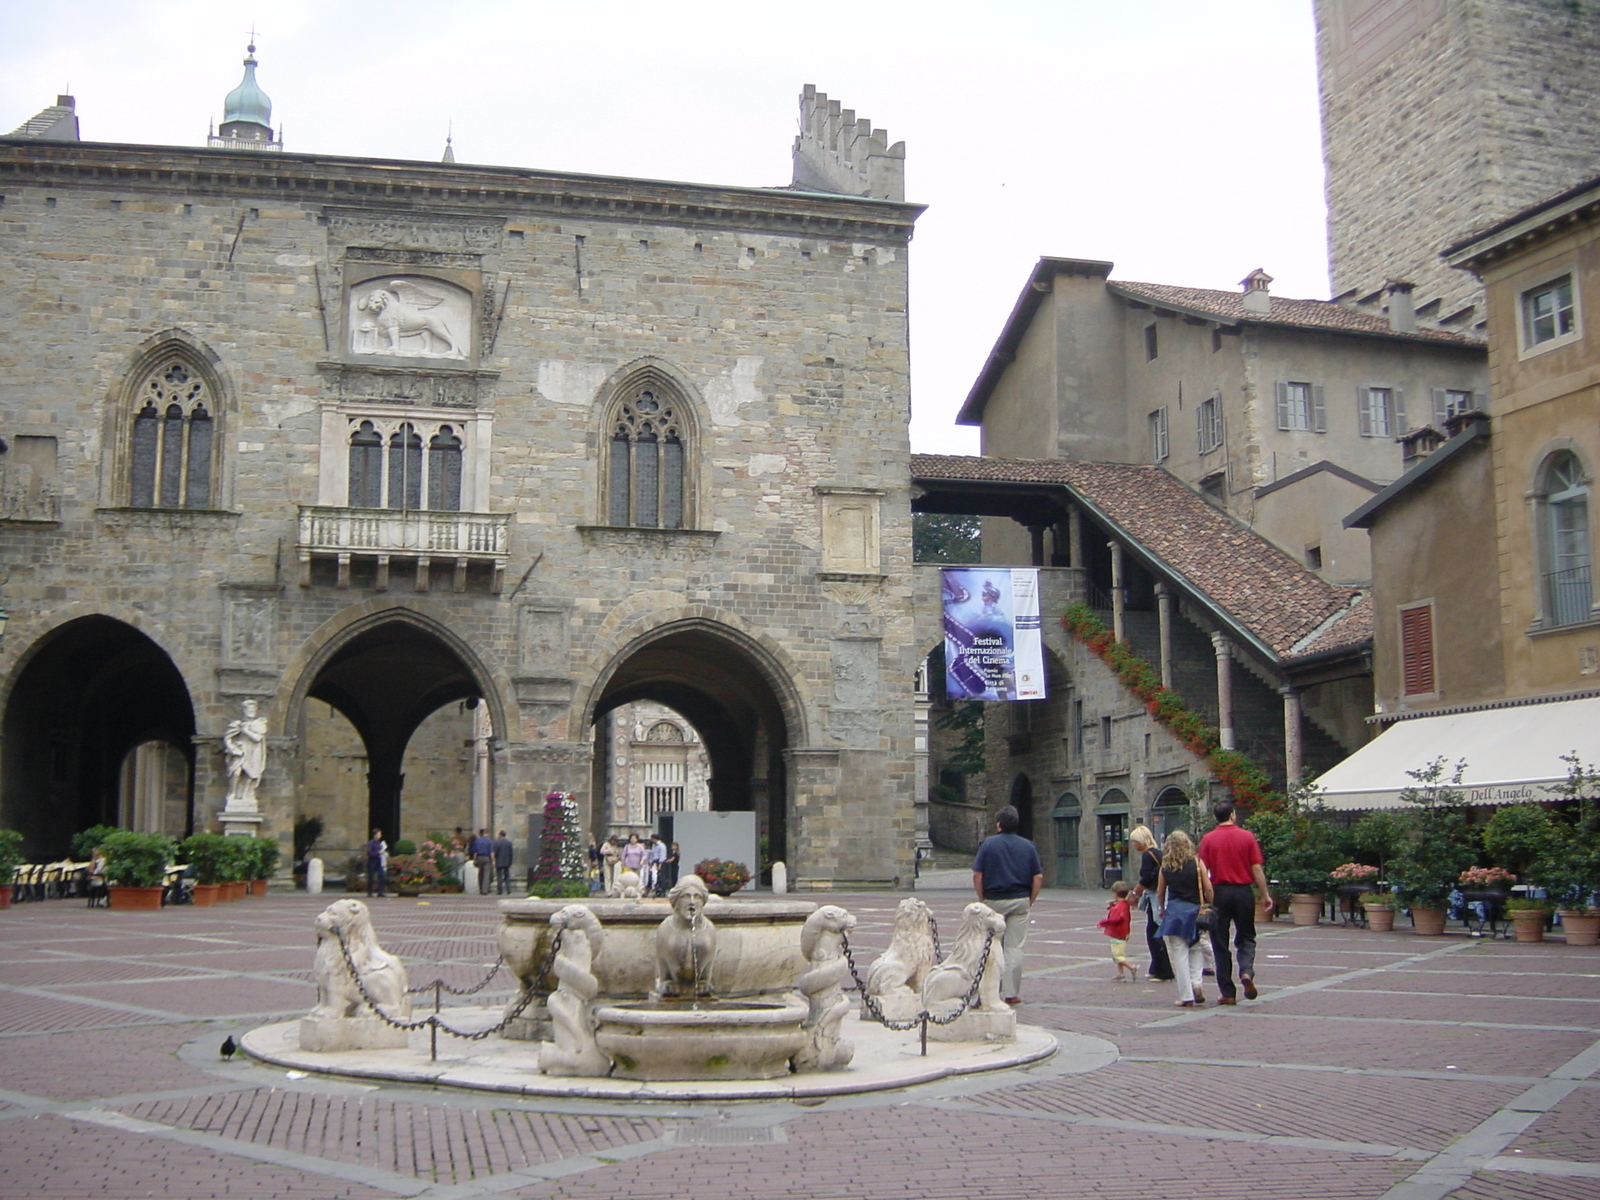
left=336, top=929, right=562, bottom=1061
left=839, top=928, right=997, bottom=1052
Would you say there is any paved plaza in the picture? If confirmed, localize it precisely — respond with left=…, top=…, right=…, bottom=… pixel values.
left=1, top=888, right=1598, bottom=1200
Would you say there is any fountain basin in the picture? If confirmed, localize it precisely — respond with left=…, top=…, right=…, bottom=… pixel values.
left=498, top=896, right=816, bottom=1040
left=594, top=998, right=810, bottom=1081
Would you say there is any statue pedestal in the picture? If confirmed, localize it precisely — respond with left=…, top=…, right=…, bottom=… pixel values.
left=220, top=811, right=264, bottom=838
left=299, top=1015, right=410, bottom=1052
left=927, top=1005, right=1016, bottom=1044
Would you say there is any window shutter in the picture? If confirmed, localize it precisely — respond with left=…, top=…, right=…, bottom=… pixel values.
left=1275, top=380, right=1289, bottom=430
left=1393, top=387, right=1406, bottom=432
left=1357, top=387, right=1372, bottom=436
left=1432, top=388, right=1448, bottom=427
left=1400, top=605, right=1435, bottom=696
left=1197, top=404, right=1207, bottom=453
left=1312, top=385, right=1326, bottom=433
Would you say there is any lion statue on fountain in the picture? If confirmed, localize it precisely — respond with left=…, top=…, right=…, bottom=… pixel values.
left=310, top=898, right=412, bottom=1022
left=921, top=901, right=1006, bottom=1016
left=863, top=896, right=934, bottom=1019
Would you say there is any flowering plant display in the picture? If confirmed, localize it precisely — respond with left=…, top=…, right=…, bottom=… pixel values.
left=1458, top=866, right=1516, bottom=890
left=387, top=854, right=441, bottom=890
left=533, top=792, right=585, bottom=886
left=692, top=859, right=751, bottom=893
left=1330, top=862, right=1380, bottom=885
left=1061, top=603, right=1280, bottom=811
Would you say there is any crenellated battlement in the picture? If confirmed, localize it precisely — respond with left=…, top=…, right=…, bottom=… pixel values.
left=790, top=84, right=904, bottom=202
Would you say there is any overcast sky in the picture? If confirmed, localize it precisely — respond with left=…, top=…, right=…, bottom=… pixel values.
left=3, top=0, right=1331, bottom=455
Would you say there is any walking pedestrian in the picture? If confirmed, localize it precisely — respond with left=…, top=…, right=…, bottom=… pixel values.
left=1155, top=830, right=1212, bottom=1007
left=1127, top=826, right=1174, bottom=982
left=469, top=828, right=494, bottom=895
left=364, top=829, right=388, bottom=898
left=1198, top=801, right=1274, bottom=1004
left=972, top=805, right=1043, bottom=1006
left=492, top=830, right=514, bottom=895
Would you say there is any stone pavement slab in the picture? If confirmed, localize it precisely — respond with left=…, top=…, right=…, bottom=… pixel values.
left=0, top=888, right=1596, bottom=1200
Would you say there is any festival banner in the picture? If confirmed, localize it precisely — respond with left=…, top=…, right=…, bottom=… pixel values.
left=942, top=567, right=1046, bottom=701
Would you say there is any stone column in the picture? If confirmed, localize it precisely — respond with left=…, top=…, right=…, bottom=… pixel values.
left=1156, top=583, right=1174, bottom=688
left=1109, top=540, right=1125, bottom=643
left=1026, top=523, right=1047, bottom=567
left=471, top=703, right=492, bottom=834
left=1067, top=505, right=1083, bottom=570
left=1281, top=686, right=1303, bottom=785
left=1211, top=632, right=1235, bottom=751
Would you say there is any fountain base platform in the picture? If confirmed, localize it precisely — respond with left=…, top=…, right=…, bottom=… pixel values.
left=241, top=1008, right=1098, bottom=1101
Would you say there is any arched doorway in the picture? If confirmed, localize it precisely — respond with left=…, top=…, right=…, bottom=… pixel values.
left=1051, top=793, right=1082, bottom=888
left=294, top=613, right=496, bottom=845
left=588, top=621, right=799, bottom=866
left=1009, top=773, right=1034, bottom=840
left=1151, top=786, right=1190, bottom=842
left=1096, top=786, right=1131, bottom=888
left=2, top=616, right=195, bottom=855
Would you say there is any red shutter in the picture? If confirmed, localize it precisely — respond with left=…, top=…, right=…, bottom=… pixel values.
left=1400, top=605, right=1435, bottom=696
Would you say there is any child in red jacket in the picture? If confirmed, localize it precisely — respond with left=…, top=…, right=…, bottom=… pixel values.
left=1097, top=880, right=1137, bottom=981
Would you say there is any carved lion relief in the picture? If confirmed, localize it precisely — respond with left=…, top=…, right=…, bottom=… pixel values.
left=348, top=276, right=472, bottom=361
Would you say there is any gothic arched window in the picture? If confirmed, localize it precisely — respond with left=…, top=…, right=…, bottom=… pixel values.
left=346, top=418, right=464, bottom=512
left=605, top=387, right=686, bottom=528
left=1540, top=451, right=1592, bottom=627
left=130, top=358, right=214, bottom=508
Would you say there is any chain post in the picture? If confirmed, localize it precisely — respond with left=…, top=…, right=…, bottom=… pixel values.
left=430, top=1018, right=438, bottom=1062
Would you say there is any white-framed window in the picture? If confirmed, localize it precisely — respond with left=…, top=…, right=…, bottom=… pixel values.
left=1519, top=273, right=1579, bottom=353
left=316, top=404, right=492, bottom=513
left=1275, top=379, right=1325, bottom=432
left=1196, top=394, right=1223, bottom=453
left=1431, top=388, right=1478, bottom=425
left=1148, top=407, right=1169, bottom=461
left=128, top=353, right=218, bottom=509
left=1358, top=385, right=1404, bottom=437
left=1539, top=451, right=1592, bottom=628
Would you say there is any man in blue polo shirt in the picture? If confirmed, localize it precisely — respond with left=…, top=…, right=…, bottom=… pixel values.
left=972, top=805, right=1043, bottom=1006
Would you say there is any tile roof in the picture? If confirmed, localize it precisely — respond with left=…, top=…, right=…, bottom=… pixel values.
left=911, top=454, right=1371, bottom=662
left=1109, top=280, right=1482, bottom=346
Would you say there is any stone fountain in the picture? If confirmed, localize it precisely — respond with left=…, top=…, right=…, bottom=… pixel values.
left=240, top=882, right=1085, bottom=1099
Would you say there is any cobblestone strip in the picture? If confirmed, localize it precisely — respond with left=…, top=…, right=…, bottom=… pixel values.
left=67, top=1106, right=434, bottom=1196
left=1376, top=1036, right=1600, bottom=1199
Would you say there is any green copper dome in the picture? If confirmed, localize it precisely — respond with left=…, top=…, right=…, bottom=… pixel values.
left=222, top=45, right=272, bottom=128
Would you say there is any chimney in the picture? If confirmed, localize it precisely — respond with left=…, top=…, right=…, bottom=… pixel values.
left=1385, top=279, right=1416, bottom=333
left=1240, top=269, right=1273, bottom=316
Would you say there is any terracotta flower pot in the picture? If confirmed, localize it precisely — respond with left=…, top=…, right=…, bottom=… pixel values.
left=1410, top=906, right=1447, bottom=936
left=0, top=884, right=12, bottom=910
left=226, top=881, right=248, bottom=901
left=191, top=882, right=222, bottom=906
left=1509, top=910, right=1547, bottom=943
left=1558, top=909, right=1600, bottom=947
left=1289, top=894, right=1324, bottom=926
left=252, top=878, right=270, bottom=896
left=108, top=885, right=166, bottom=910
left=1365, top=904, right=1396, bottom=933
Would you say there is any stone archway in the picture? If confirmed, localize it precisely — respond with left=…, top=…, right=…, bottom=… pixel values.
left=586, top=620, right=802, bottom=868
left=1, top=616, right=196, bottom=855
left=290, top=611, right=499, bottom=845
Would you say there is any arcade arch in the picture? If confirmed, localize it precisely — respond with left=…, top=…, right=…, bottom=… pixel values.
left=1, top=616, right=196, bottom=855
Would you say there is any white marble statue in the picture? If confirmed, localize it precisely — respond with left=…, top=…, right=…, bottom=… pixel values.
left=300, top=899, right=413, bottom=1052
left=614, top=867, right=644, bottom=899
left=354, top=279, right=466, bottom=359
left=922, top=901, right=1006, bottom=1016
left=653, top=874, right=716, bottom=998
left=794, top=904, right=856, bottom=1071
left=539, top=905, right=610, bottom=1077
left=222, top=698, right=268, bottom=811
left=863, top=896, right=934, bottom=1019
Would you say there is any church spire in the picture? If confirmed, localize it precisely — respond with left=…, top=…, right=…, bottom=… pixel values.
left=209, top=37, right=282, bottom=152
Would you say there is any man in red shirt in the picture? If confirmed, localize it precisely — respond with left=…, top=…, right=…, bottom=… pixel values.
left=1197, top=801, right=1274, bottom=1005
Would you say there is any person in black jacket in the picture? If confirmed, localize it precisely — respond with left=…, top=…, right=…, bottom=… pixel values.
left=1127, top=826, right=1174, bottom=982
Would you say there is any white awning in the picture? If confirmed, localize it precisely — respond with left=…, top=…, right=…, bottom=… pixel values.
left=1313, top=695, right=1600, bottom=811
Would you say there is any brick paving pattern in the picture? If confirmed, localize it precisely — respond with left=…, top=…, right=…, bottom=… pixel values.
left=0, top=889, right=1597, bottom=1200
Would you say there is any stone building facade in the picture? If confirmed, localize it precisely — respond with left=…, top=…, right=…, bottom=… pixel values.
left=1315, top=0, right=1600, bottom=332
left=0, top=83, right=925, bottom=888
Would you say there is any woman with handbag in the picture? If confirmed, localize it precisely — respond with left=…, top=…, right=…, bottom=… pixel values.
left=1127, top=826, right=1174, bottom=982
left=1155, top=829, right=1214, bottom=1007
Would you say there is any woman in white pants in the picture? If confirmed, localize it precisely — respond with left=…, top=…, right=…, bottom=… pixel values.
left=1155, top=830, right=1213, bottom=1007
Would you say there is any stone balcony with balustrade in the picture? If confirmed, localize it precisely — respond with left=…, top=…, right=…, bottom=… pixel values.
left=296, top=506, right=510, bottom=592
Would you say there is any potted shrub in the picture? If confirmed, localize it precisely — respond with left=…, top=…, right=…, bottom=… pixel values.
left=1504, top=897, right=1553, bottom=943
left=102, top=830, right=176, bottom=909
left=0, top=829, right=25, bottom=910
left=70, top=824, right=122, bottom=863
left=1358, top=891, right=1396, bottom=932
left=1535, top=754, right=1600, bottom=946
left=387, top=853, right=440, bottom=896
left=1270, top=785, right=1339, bottom=925
left=1388, top=759, right=1477, bottom=935
left=219, top=836, right=255, bottom=899
left=693, top=859, right=751, bottom=897
left=247, top=836, right=281, bottom=894
left=177, top=832, right=231, bottom=905
left=1246, top=809, right=1295, bottom=922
